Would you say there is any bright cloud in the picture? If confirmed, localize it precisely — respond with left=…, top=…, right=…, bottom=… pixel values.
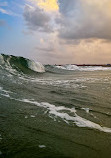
left=28, top=0, right=59, bottom=11
left=1, top=0, right=111, bottom=64
left=0, top=7, right=12, bottom=15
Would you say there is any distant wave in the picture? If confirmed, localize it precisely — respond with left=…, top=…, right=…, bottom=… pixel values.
left=0, top=54, right=45, bottom=73
left=54, top=64, right=111, bottom=71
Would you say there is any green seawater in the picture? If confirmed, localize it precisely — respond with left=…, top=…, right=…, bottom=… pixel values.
left=0, top=55, right=111, bottom=158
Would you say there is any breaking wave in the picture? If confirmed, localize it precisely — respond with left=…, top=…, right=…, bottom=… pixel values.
left=1, top=54, right=111, bottom=75
left=54, top=64, right=111, bottom=71
left=0, top=54, right=45, bottom=73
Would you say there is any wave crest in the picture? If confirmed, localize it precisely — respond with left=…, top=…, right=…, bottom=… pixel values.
left=0, top=54, right=45, bottom=73
left=54, top=64, right=111, bottom=71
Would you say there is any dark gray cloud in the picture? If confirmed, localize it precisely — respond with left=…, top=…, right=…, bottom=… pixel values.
left=58, top=0, right=79, bottom=16
left=57, top=0, right=111, bottom=40
left=23, top=1, right=111, bottom=41
left=23, top=5, right=53, bottom=32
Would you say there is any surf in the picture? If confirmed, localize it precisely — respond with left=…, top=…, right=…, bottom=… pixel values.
left=0, top=54, right=45, bottom=74
left=54, top=64, right=111, bottom=71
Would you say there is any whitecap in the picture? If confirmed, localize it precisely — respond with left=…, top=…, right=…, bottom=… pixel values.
left=30, top=115, right=35, bottom=118
left=25, top=116, right=28, bottom=119
left=55, top=65, right=111, bottom=71
left=0, top=54, right=5, bottom=64
left=28, top=60, right=45, bottom=73
left=82, top=108, right=90, bottom=113
left=38, top=145, right=46, bottom=148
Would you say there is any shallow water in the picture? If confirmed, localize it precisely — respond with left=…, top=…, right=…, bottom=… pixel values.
left=0, top=54, right=111, bottom=158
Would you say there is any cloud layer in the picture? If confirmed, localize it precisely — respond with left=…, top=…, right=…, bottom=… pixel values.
left=58, top=0, right=111, bottom=40
left=24, top=0, right=111, bottom=41
left=24, top=5, right=53, bottom=32
left=22, top=0, right=111, bottom=64
left=29, top=0, right=59, bottom=11
left=1, top=0, right=111, bottom=64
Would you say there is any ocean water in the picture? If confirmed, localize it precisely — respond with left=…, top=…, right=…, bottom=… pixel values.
left=0, top=54, right=111, bottom=158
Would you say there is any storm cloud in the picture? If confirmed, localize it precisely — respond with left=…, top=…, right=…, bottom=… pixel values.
left=24, top=0, right=111, bottom=40
left=23, top=5, right=53, bottom=32
left=12, top=0, right=111, bottom=64
left=57, top=0, right=111, bottom=40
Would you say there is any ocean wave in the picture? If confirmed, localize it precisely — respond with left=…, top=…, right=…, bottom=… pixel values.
left=31, top=78, right=86, bottom=89
left=54, top=64, right=111, bottom=71
left=0, top=54, right=45, bottom=73
left=1, top=83, right=111, bottom=133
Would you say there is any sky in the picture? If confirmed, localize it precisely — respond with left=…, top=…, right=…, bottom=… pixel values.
left=0, top=0, right=111, bottom=64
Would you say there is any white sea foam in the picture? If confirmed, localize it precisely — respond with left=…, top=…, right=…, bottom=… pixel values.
left=1, top=85, right=110, bottom=133
left=30, top=115, right=35, bottom=118
left=0, top=86, right=13, bottom=98
left=1, top=93, right=10, bottom=98
left=0, top=151, right=2, bottom=155
left=55, top=65, right=111, bottom=71
left=0, top=134, right=2, bottom=140
left=56, top=65, right=79, bottom=71
left=28, top=60, right=45, bottom=73
left=4, top=63, right=18, bottom=75
left=0, top=55, right=17, bottom=75
left=31, top=78, right=86, bottom=89
left=0, top=54, right=5, bottom=64
left=16, top=98, right=111, bottom=133
left=39, top=145, right=46, bottom=148
left=82, top=108, right=90, bottom=113
left=25, top=116, right=28, bottom=119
